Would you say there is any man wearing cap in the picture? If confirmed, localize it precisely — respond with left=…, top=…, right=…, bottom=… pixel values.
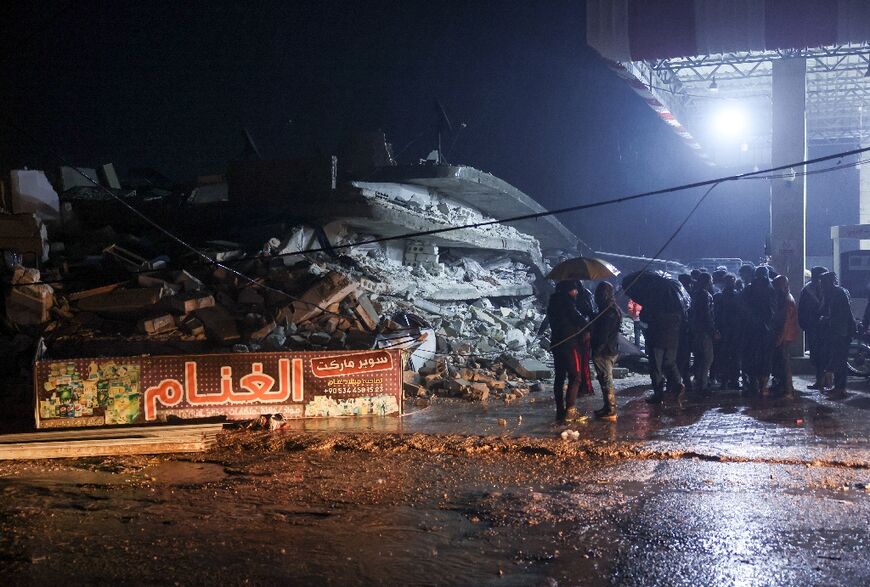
left=799, top=266, right=828, bottom=389
left=819, top=271, right=854, bottom=396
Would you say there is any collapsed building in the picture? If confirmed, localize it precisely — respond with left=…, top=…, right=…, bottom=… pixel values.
left=0, top=140, right=579, bottom=410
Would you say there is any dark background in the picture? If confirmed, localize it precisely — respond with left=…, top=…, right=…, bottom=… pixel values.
left=0, top=1, right=856, bottom=261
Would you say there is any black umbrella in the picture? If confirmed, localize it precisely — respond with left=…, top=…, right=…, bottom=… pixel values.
left=621, top=271, right=690, bottom=315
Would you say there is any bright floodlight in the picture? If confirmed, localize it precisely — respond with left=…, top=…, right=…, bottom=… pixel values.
left=713, top=107, right=746, bottom=137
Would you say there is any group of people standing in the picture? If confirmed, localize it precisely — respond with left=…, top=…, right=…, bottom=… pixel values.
left=545, top=263, right=856, bottom=423
left=545, top=280, right=621, bottom=422
left=642, top=264, right=853, bottom=404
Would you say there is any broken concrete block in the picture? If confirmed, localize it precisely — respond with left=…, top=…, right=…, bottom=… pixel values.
left=291, top=271, right=357, bottom=324
left=465, top=382, right=490, bottom=401
left=10, top=170, right=59, bottom=223
left=412, top=298, right=455, bottom=317
left=99, top=163, right=122, bottom=189
left=170, top=292, right=215, bottom=314
left=350, top=293, right=380, bottom=331
left=77, top=287, right=163, bottom=315
left=323, top=316, right=341, bottom=335
left=138, top=314, right=176, bottom=335
left=193, top=306, right=240, bottom=343
left=179, top=315, right=205, bottom=337
left=249, top=320, right=277, bottom=341
left=501, top=354, right=552, bottom=380
left=403, top=381, right=426, bottom=397
left=505, top=328, right=526, bottom=351
left=59, top=166, right=99, bottom=191
left=469, top=305, right=496, bottom=325
left=6, top=285, right=54, bottom=324
left=173, top=270, right=204, bottom=292
left=444, top=378, right=471, bottom=395
left=309, top=331, right=331, bottom=346
left=0, top=213, right=49, bottom=262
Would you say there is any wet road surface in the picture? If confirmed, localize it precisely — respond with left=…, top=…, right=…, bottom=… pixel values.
left=0, top=374, right=867, bottom=585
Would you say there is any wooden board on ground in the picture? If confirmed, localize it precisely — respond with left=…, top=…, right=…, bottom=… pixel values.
left=0, top=424, right=224, bottom=460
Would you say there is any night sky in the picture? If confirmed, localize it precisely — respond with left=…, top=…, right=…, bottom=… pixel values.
left=0, top=1, right=856, bottom=262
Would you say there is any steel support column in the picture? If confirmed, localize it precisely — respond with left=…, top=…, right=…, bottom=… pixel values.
left=770, top=57, right=807, bottom=354
left=860, top=139, right=870, bottom=250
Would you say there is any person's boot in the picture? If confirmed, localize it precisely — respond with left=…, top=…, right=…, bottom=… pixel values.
left=645, top=387, right=664, bottom=404
left=564, top=406, right=588, bottom=423
left=595, top=388, right=617, bottom=421
left=823, top=372, right=834, bottom=390
left=807, top=377, right=824, bottom=390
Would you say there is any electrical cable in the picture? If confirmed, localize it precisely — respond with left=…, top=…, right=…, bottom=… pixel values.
left=229, top=144, right=870, bottom=261
left=545, top=182, right=722, bottom=353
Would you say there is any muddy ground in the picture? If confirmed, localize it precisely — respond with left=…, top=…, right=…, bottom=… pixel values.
left=1, top=428, right=868, bottom=586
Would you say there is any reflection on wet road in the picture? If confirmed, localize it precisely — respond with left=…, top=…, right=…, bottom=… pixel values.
left=0, top=374, right=867, bottom=585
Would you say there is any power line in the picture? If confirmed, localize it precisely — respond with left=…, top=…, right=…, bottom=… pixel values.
left=251, top=144, right=870, bottom=261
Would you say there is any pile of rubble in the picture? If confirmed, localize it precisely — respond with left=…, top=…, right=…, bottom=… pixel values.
left=1, top=155, right=573, bottom=398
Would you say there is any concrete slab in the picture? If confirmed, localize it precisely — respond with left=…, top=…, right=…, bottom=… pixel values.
left=369, top=165, right=577, bottom=252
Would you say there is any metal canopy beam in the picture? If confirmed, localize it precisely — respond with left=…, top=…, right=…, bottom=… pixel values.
left=624, top=42, right=870, bottom=162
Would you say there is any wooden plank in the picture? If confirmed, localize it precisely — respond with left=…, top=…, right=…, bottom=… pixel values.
left=0, top=438, right=211, bottom=460
left=67, top=282, right=125, bottom=301
left=0, top=424, right=224, bottom=460
left=0, top=424, right=225, bottom=444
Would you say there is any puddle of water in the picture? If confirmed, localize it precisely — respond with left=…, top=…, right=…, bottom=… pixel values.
left=139, top=461, right=226, bottom=485
left=3, top=468, right=127, bottom=487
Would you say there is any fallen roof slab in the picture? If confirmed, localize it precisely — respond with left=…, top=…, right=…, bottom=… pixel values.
left=369, top=165, right=577, bottom=252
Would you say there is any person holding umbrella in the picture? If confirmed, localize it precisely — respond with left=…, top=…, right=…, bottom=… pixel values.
left=545, top=257, right=621, bottom=420
left=546, top=280, right=588, bottom=422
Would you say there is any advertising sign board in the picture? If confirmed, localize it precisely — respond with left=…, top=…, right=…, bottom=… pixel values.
left=34, top=349, right=403, bottom=429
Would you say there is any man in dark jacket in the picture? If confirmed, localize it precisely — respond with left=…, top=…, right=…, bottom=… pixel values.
left=713, top=273, right=743, bottom=389
left=643, top=283, right=686, bottom=405
left=591, top=282, right=621, bottom=420
left=741, top=266, right=777, bottom=394
left=819, top=271, right=854, bottom=395
left=546, top=281, right=587, bottom=422
left=676, top=273, right=694, bottom=390
left=690, top=272, right=716, bottom=393
left=798, top=266, right=828, bottom=389
left=573, top=281, right=597, bottom=396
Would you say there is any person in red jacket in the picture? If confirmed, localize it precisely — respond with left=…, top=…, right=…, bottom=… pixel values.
left=772, top=275, right=799, bottom=397
left=627, top=298, right=643, bottom=347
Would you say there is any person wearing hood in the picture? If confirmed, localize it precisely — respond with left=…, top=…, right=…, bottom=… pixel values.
left=772, top=275, right=799, bottom=397
left=741, top=266, right=777, bottom=394
left=713, top=273, right=743, bottom=389
left=591, top=282, right=621, bottom=421
left=689, top=272, right=716, bottom=393
left=546, top=280, right=588, bottom=422
left=676, top=273, right=695, bottom=390
left=799, top=266, right=828, bottom=389
left=642, top=283, right=686, bottom=405
left=819, top=271, right=854, bottom=396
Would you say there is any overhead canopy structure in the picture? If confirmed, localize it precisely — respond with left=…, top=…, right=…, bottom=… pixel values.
left=586, top=0, right=870, bottom=352
left=587, top=0, right=870, bottom=167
